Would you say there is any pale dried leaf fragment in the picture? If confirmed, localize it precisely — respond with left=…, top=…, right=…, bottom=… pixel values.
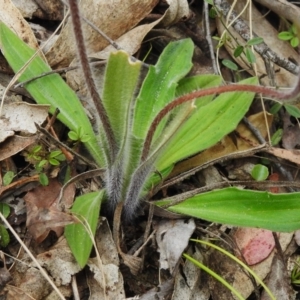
left=0, top=0, right=39, bottom=49
left=37, top=238, right=81, bottom=286
left=0, top=102, right=49, bottom=141
left=46, top=0, right=159, bottom=68
left=172, top=246, right=210, bottom=300
left=160, top=0, right=190, bottom=26
left=87, top=218, right=125, bottom=300
left=154, top=219, right=195, bottom=274
left=0, top=135, right=36, bottom=161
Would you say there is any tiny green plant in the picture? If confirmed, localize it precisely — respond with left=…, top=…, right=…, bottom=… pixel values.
left=68, top=126, right=91, bottom=143
left=278, top=23, right=299, bottom=48
left=24, top=145, right=66, bottom=186
left=2, top=5, right=300, bottom=268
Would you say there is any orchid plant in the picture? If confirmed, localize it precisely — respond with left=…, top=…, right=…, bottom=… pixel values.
left=1, top=1, right=300, bottom=267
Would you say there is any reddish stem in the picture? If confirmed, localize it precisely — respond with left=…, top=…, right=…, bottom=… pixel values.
left=141, top=82, right=300, bottom=161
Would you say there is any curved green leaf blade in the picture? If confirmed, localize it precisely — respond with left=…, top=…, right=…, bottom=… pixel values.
left=65, top=190, right=104, bottom=268
left=0, top=22, right=103, bottom=166
left=161, top=187, right=300, bottom=232
left=156, top=77, right=258, bottom=171
left=133, top=39, right=194, bottom=140
left=102, top=51, right=141, bottom=147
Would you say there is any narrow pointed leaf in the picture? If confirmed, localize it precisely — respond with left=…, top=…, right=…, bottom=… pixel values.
left=159, top=187, right=300, bottom=232
left=65, top=190, right=104, bottom=268
left=0, top=22, right=104, bottom=166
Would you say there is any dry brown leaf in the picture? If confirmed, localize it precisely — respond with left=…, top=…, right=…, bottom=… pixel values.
left=0, top=135, right=37, bottom=161
left=45, top=0, right=159, bottom=68
left=24, top=179, right=76, bottom=243
left=172, top=245, right=210, bottom=300
left=0, top=0, right=39, bottom=49
left=37, top=238, right=81, bottom=286
left=90, top=19, right=163, bottom=60
left=267, top=147, right=300, bottom=165
left=160, top=0, right=190, bottom=26
left=0, top=102, right=49, bottom=142
left=216, top=0, right=298, bottom=87
left=154, top=219, right=195, bottom=275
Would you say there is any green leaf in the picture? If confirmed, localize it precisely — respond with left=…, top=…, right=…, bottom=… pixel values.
left=0, top=203, right=10, bottom=218
left=222, top=59, right=238, bottom=71
left=0, top=22, right=103, bottom=167
left=102, top=51, right=141, bottom=149
left=49, top=158, right=60, bottom=166
left=271, top=129, right=283, bottom=146
left=204, top=0, right=213, bottom=4
left=291, top=23, right=298, bottom=35
left=233, top=45, right=244, bottom=58
left=65, top=190, right=104, bottom=268
left=284, top=104, right=300, bottom=118
left=246, top=37, right=264, bottom=46
left=251, top=164, right=269, bottom=181
left=3, top=171, right=14, bottom=186
left=0, top=225, right=10, bottom=247
left=278, top=31, right=293, bottom=41
left=68, top=130, right=78, bottom=141
left=156, top=77, right=257, bottom=171
left=245, top=48, right=256, bottom=63
left=133, top=39, right=194, bottom=141
left=39, top=173, right=49, bottom=186
left=158, top=187, right=300, bottom=232
left=49, top=150, right=62, bottom=158
left=291, top=37, right=299, bottom=48
left=269, top=103, right=282, bottom=114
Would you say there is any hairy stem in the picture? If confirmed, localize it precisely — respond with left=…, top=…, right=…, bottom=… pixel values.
left=141, top=81, right=300, bottom=161
left=68, top=0, right=117, bottom=163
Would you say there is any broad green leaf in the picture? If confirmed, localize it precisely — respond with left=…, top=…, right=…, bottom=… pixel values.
left=222, top=59, right=238, bottom=71
left=271, top=128, right=283, bottom=146
left=291, top=37, right=299, bottom=47
left=0, top=203, right=10, bottom=218
left=251, top=164, right=269, bottom=181
left=102, top=51, right=141, bottom=147
left=65, top=190, right=104, bottom=268
left=245, top=48, right=256, bottom=63
left=158, top=187, right=300, bottom=232
left=246, top=37, right=264, bottom=46
left=0, top=225, right=10, bottom=247
left=284, top=104, right=300, bottom=118
left=39, top=173, right=49, bottom=186
left=133, top=39, right=194, bottom=141
left=156, top=77, right=257, bottom=171
left=278, top=31, right=293, bottom=41
left=0, top=22, right=103, bottom=167
left=3, top=171, right=14, bottom=186
left=234, top=45, right=244, bottom=58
